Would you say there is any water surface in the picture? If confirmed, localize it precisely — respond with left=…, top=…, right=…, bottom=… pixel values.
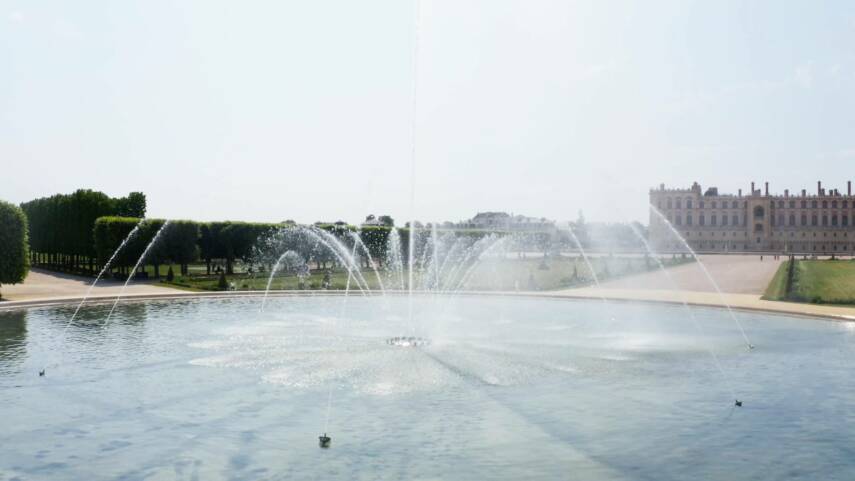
left=1, top=296, right=854, bottom=480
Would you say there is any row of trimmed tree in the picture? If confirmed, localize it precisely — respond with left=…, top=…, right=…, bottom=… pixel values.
left=20, top=189, right=146, bottom=274
left=10, top=189, right=570, bottom=283
left=93, top=218, right=283, bottom=278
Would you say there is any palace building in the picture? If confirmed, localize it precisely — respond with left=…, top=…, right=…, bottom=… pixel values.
left=649, top=181, right=855, bottom=254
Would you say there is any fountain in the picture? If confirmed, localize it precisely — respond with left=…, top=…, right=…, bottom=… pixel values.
left=14, top=213, right=854, bottom=480
left=42, top=220, right=144, bottom=375
left=103, top=220, right=172, bottom=326
left=649, top=205, right=754, bottom=350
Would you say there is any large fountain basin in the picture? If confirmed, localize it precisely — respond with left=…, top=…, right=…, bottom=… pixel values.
left=1, top=295, right=854, bottom=480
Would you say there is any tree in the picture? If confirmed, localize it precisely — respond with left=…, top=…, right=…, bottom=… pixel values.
left=0, top=200, right=30, bottom=297
left=359, top=226, right=391, bottom=267
left=20, top=189, right=146, bottom=273
left=199, top=222, right=229, bottom=275
left=93, top=216, right=142, bottom=275
left=160, top=220, right=199, bottom=275
left=116, top=192, right=147, bottom=218
left=200, top=222, right=278, bottom=274
left=378, top=215, right=394, bottom=227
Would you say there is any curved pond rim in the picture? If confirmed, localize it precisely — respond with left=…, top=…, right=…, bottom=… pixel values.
left=1, top=289, right=854, bottom=324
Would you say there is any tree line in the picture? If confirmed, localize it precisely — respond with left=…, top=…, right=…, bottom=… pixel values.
left=10, top=189, right=648, bottom=285
left=20, top=189, right=146, bottom=274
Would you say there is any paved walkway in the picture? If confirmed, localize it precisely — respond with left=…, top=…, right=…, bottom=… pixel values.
left=553, top=254, right=855, bottom=320
left=0, top=268, right=181, bottom=302
left=595, top=254, right=785, bottom=294
left=552, top=287, right=855, bottom=320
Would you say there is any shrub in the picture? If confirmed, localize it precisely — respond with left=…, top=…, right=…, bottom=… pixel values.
left=0, top=200, right=30, bottom=297
left=217, top=271, right=228, bottom=290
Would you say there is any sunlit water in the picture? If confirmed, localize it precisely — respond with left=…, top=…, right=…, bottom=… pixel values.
left=2, top=296, right=855, bottom=480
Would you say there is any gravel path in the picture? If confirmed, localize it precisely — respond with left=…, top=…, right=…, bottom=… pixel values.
left=595, top=254, right=785, bottom=294
left=0, top=268, right=182, bottom=302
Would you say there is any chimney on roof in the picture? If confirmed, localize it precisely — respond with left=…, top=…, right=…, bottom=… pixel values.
left=818, top=181, right=822, bottom=195
left=738, top=188, right=742, bottom=197
left=802, top=189, right=806, bottom=197
left=785, top=189, right=789, bottom=197
left=660, top=183, right=665, bottom=191
left=750, top=182, right=755, bottom=195
left=849, top=181, right=852, bottom=196
left=765, top=182, right=769, bottom=196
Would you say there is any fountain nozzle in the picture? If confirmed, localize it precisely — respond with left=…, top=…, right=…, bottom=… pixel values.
left=319, top=433, right=331, bottom=448
left=734, top=400, right=743, bottom=407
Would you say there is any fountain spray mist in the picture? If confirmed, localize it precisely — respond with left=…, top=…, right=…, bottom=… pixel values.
left=564, top=224, right=608, bottom=306
left=103, top=220, right=172, bottom=326
left=42, top=220, right=144, bottom=373
left=627, top=222, right=737, bottom=401
left=406, top=0, right=422, bottom=332
left=62, top=221, right=143, bottom=335
left=649, top=205, right=754, bottom=350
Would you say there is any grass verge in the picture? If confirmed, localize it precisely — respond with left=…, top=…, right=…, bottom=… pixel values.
left=763, top=259, right=855, bottom=305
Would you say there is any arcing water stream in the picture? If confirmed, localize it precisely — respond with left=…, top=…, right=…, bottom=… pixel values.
left=649, top=205, right=754, bottom=350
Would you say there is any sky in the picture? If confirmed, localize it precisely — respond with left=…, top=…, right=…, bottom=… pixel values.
left=3, top=1, right=855, bottom=225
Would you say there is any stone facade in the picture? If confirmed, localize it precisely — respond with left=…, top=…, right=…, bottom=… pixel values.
left=649, top=181, right=855, bottom=254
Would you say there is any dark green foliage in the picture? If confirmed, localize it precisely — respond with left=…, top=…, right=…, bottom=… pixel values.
left=166, top=266, right=175, bottom=282
left=93, top=216, right=142, bottom=270
left=159, top=220, right=199, bottom=275
left=359, top=226, right=391, bottom=265
left=0, top=200, right=30, bottom=293
left=199, top=222, right=228, bottom=274
left=116, top=192, right=146, bottom=218
left=20, top=189, right=147, bottom=273
left=217, top=271, right=228, bottom=290
left=200, top=222, right=279, bottom=274
left=94, top=217, right=200, bottom=276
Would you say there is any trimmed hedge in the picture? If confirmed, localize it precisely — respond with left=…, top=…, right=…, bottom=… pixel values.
left=94, top=217, right=201, bottom=277
left=200, top=222, right=279, bottom=274
left=0, top=200, right=30, bottom=294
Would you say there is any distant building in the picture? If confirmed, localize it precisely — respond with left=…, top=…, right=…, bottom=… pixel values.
left=361, top=215, right=394, bottom=227
left=362, top=215, right=385, bottom=227
left=456, top=212, right=557, bottom=232
left=650, top=181, right=855, bottom=254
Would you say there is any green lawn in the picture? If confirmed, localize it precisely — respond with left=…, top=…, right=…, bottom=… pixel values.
left=764, top=259, right=855, bottom=305
left=762, top=262, right=790, bottom=300
left=157, top=255, right=694, bottom=292
left=164, top=270, right=380, bottom=292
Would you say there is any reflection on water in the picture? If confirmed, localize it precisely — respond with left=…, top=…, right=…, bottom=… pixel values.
left=0, top=296, right=854, bottom=481
left=49, top=301, right=150, bottom=329
left=0, top=310, right=27, bottom=373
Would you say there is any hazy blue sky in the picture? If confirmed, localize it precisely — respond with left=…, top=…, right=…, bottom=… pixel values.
left=3, top=1, right=855, bottom=224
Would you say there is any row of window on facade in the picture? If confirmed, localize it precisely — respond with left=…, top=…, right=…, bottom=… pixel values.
left=659, top=198, right=852, bottom=210
left=679, top=242, right=852, bottom=252
left=771, top=214, right=851, bottom=227
left=664, top=213, right=852, bottom=228
left=660, top=199, right=742, bottom=209
left=667, top=213, right=740, bottom=226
